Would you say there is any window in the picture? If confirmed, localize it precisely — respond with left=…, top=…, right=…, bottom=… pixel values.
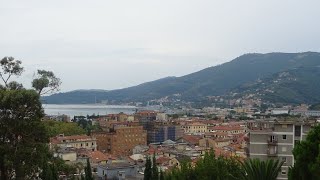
left=282, top=135, right=287, bottom=140
left=282, top=147, right=287, bottom=152
left=281, top=170, right=287, bottom=175
left=281, top=157, right=287, bottom=164
left=295, top=125, right=301, bottom=136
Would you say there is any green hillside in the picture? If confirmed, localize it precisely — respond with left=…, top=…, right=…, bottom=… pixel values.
left=43, top=52, right=320, bottom=104
left=232, top=66, right=320, bottom=104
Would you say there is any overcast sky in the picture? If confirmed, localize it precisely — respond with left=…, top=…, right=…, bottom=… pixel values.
left=1, top=1, right=320, bottom=92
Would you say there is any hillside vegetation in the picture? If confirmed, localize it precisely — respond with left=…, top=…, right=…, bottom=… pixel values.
left=43, top=52, right=320, bottom=104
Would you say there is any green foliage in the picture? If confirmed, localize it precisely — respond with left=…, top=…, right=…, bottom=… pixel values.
left=165, top=151, right=284, bottom=180
left=289, top=124, right=320, bottom=180
left=152, top=154, right=159, bottom=180
left=40, top=162, right=58, bottom=180
left=0, top=89, right=49, bottom=179
left=239, top=158, right=283, bottom=180
left=235, top=66, right=320, bottom=104
left=0, top=57, right=62, bottom=179
left=144, top=156, right=152, bottom=180
left=76, top=119, right=102, bottom=136
left=309, top=103, right=320, bottom=110
left=165, top=150, right=242, bottom=180
left=43, top=120, right=86, bottom=137
left=32, top=69, right=61, bottom=95
left=0, top=57, right=24, bottom=87
left=85, top=158, right=93, bottom=180
left=160, top=170, right=165, bottom=180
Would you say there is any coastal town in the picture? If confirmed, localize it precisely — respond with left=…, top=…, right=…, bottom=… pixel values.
left=46, top=102, right=320, bottom=180
left=2, top=1, right=320, bottom=179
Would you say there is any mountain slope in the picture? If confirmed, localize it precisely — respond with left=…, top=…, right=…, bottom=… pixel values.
left=231, top=66, right=320, bottom=104
left=43, top=52, right=320, bottom=104
left=42, top=89, right=109, bottom=104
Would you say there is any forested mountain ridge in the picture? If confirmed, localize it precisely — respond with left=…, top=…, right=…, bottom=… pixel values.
left=231, top=66, right=320, bottom=104
left=43, top=52, right=320, bottom=104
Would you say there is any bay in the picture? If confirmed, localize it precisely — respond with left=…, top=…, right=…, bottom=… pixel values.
left=43, top=104, right=138, bottom=117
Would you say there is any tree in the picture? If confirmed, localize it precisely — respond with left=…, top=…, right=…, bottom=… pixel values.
left=288, top=124, right=320, bottom=180
left=152, top=154, right=159, bottom=180
left=32, top=69, right=61, bottom=95
left=0, top=57, right=23, bottom=88
left=39, top=163, right=58, bottom=180
left=239, top=158, right=283, bottom=180
left=85, top=158, right=93, bottom=180
left=165, top=150, right=242, bottom=180
left=159, top=170, right=164, bottom=180
left=0, top=57, right=61, bottom=179
left=43, top=120, right=86, bottom=137
left=0, top=88, right=49, bottom=179
left=144, top=156, right=152, bottom=180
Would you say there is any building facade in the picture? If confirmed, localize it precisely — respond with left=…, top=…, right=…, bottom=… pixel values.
left=147, top=125, right=183, bottom=144
left=93, top=126, right=147, bottom=156
left=249, top=119, right=315, bottom=180
left=181, top=122, right=207, bottom=134
left=50, top=135, right=97, bottom=151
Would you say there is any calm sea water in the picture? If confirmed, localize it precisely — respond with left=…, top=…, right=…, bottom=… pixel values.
left=43, top=104, right=138, bottom=117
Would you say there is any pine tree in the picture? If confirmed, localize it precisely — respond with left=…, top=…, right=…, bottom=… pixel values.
left=40, top=163, right=52, bottom=180
left=85, top=158, right=93, bottom=180
left=160, top=170, right=165, bottom=180
left=50, top=164, right=59, bottom=180
left=144, top=156, right=152, bottom=180
left=152, top=154, right=159, bottom=180
left=81, top=174, right=85, bottom=180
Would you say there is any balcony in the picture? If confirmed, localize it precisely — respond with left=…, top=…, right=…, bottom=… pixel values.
left=267, top=139, right=278, bottom=146
left=267, top=149, right=277, bottom=157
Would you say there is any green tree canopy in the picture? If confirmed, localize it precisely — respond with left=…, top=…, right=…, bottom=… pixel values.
left=85, top=158, right=93, bottom=180
left=0, top=89, right=49, bottom=179
left=32, top=69, right=61, bottom=95
left=0, top=57, right=61, bottom=179
left=144, top=156, right=152, bottom=180
left=289, top=124, right=320, bottom=180
left=165, top=150, right=243, bottom=180
left=239, top=158, right=283, bottom=180
left=43, top=120, right=86, bottom=137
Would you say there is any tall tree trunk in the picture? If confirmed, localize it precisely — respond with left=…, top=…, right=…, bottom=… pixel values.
left=14, top=160, right=25, bottom=180
left=0, top=158, right=9, bottom=180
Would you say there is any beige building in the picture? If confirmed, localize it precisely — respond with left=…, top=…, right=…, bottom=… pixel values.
left=55, top=151, right=77, bottom=161
left=181, top=122, right=207, bottom=134
left=249, top=118, right=316, bottom=180
left=208, top=125, right=246, bottom=135
left=50, top=135, right=97, bottom=151
left=156, top=113, right=168, bottom=121
left=199, top=138, right=231, bottom=149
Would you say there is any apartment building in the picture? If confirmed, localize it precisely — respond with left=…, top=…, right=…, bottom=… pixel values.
left=147, top=125, right=183, bottom=144
left=93, top=126, right=147, bottom=156
left=249, top=118, right=316, bottom=180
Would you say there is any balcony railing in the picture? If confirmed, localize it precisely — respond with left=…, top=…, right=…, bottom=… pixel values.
left=267, top=149, right=277, bottom=157
left=267, top=139, right=278, bottom=145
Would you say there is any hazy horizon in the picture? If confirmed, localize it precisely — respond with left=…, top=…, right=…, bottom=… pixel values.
left=1, top=1, right=320, bottom=92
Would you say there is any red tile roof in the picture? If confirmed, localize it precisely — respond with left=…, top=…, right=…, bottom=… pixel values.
left=180, top=135, right=201, bottom=145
